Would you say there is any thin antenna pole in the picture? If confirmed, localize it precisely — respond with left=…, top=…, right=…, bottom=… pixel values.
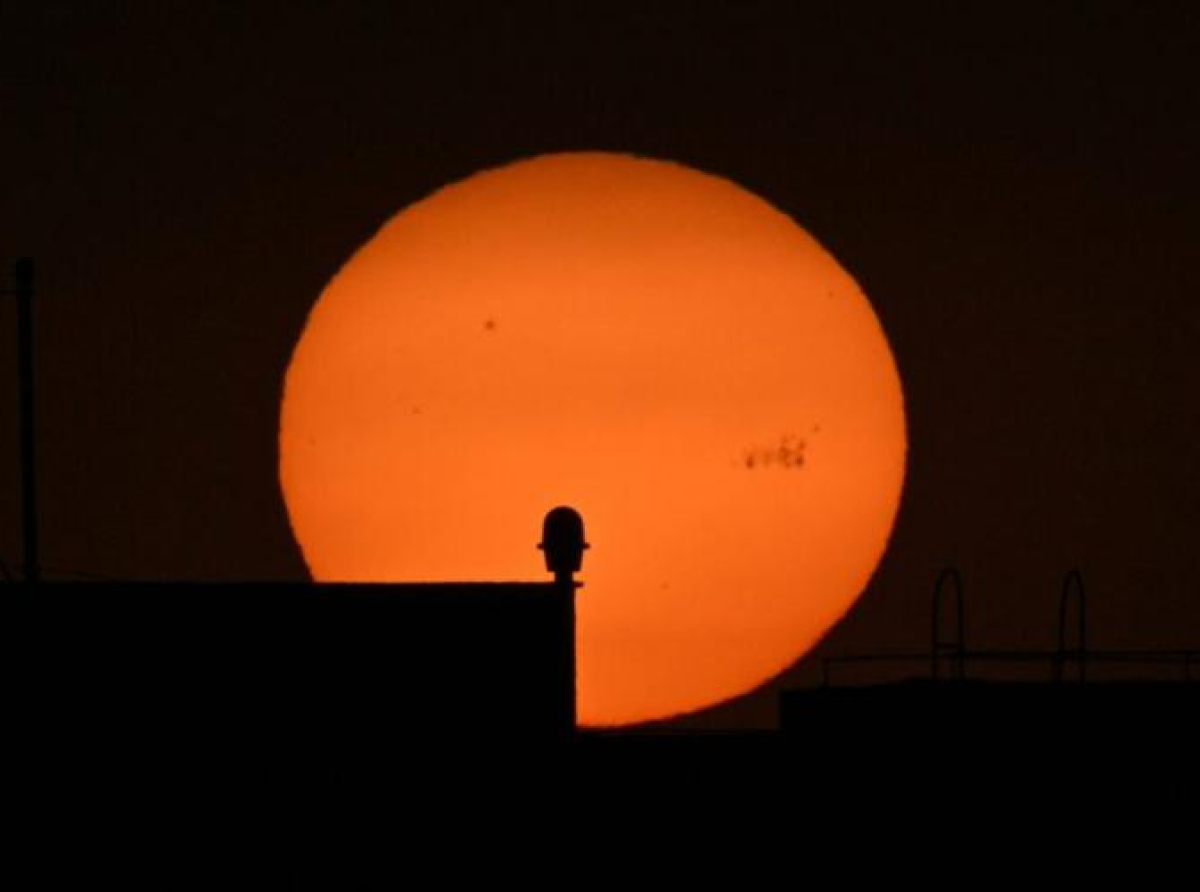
left=14, top=258, right=39, bottom=584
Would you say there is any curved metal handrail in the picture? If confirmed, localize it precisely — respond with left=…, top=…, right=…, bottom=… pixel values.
left=931, top=567, right=965, bottom=680
left=1055, top=569, right=1087, bottom=682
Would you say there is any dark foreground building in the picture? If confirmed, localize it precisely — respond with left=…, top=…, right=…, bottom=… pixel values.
left=9, top=581, right=576, bottom=752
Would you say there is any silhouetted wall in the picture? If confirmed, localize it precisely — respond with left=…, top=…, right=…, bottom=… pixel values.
left=10, top=582, right=575, bottom=751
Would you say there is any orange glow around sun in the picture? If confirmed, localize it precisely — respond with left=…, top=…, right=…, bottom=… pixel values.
left=279, top=152, right=906, bottom=726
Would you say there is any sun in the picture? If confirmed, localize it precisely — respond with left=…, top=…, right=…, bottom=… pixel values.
left=279, top=152, right=906, bottom=726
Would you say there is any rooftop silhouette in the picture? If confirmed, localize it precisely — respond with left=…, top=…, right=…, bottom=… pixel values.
left=9, top=509, right=586, bottom=741
left=780, top=568, right=1197, bottom=733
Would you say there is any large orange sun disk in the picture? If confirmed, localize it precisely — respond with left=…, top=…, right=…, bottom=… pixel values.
left=279, top=152, right=906, bottom=726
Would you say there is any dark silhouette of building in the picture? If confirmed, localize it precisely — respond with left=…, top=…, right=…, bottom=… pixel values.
left=780, top=568, right=1197, bottom=734
left=9, top=510, right=587, bottom=756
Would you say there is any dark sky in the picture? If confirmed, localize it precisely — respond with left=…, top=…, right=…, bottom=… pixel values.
left=2, top=2, right=1197, bottom=726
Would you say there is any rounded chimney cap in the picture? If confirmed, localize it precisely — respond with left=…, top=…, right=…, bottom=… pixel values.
left=538, top=506, right=588, bottom=577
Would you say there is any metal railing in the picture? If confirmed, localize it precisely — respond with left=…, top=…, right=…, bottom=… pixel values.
left=821, top=568, right=1198, bottom=686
